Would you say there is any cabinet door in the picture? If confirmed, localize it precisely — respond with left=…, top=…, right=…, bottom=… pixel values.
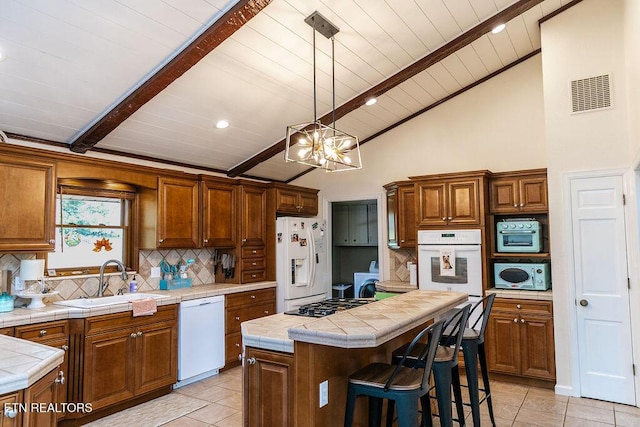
left=519, top=315, right=555, bottom=380
left=298, top=191, right=319, bottom=216
left=202, top=180, right=237, bottom=247
left=240, top=185, right=267, bottom=247
left=332, top=204, right=350, bottom=245
left=447, top=179, right=480, bottom=225
left=486, top=311, right=520, bottom=375
left=386, top=187, right=399, bottom=248
left=275, top=188, right=299, bottom=213
left=135, top=321, right=177, bottom=395
left=84, top=329, right=135, bottom=410
left=0, top=155, right=56, bottom=251
left=489, top=178, right=519, bottom=214
left=416, top=182, right=448, bottom=227
left=367, top=203, right=378, bottom=245
left=244, top=347, right=295, bottom=427
left=0, top=391, right=22, bottom=427
left=348, top=204, right=369, bottom=245
left=22, top=368, right=58, bottom=427
left=519, top=176, right=548, bottom=212
left=157, top=177, right=199, bottom=248
left=397, top=186, right=416, bottom=247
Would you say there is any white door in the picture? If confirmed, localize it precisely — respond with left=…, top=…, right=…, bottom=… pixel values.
left=570, top=175, right=635, bottom=404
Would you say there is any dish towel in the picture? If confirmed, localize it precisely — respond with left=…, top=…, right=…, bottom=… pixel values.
left=132, top=298, right=157, bottom=317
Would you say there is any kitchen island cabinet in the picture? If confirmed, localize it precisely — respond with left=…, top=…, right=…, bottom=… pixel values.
left=0, top=367, right=62, bottom=427
left=241, top=290, right=466, bottom=426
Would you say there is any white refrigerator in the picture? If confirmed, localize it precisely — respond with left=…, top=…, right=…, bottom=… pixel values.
left=276, top=217, right=329, bottom=312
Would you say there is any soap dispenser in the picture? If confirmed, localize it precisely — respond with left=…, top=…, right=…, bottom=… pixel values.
left=129, top=275, right=138, bottom=293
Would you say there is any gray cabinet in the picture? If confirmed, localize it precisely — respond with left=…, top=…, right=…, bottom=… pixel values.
left=332, top=201, right=377, bottom=246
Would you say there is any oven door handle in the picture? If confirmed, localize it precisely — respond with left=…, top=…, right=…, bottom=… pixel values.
left=498, top=230, right=537, bottom=234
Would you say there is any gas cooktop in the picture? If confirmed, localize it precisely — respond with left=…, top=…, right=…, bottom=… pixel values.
left=284, top=298, right=372, bottom=318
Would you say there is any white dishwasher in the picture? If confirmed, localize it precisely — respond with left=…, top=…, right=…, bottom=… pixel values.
left=175, top=295, right=225, bottom=388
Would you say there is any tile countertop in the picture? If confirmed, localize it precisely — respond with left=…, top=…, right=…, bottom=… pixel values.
left=0, top=281, right=276, bottom=328
left=375, top=280, right=417, bottom=293
left=486, top=287, right=553, bottom=301
left=0, top=335, right=64, bottom=394
left=242, top=290, right=467, bottom=354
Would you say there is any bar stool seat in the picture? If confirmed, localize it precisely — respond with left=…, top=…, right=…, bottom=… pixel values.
left=344, top=320, right=445, bottom=427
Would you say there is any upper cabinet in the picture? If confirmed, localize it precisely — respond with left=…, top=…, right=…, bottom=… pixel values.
left=411, top=171, right=490, bottom=228
left=0, top=154, right=56, bottom=252
left=332, top=201, right=377, bottom=246
left=270, top=183, right=319, bottom=217
left=384, top=181, right=416, bottom=249
left=239, top=182, right=268, bottom=247
left=201, top=177, right=238, bottom=248
left=157, top=176, right=199, bottom=248
left=489, top=169, right=548, bottom=214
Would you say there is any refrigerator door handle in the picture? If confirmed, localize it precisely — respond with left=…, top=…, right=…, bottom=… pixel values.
left=308, top=226, right=317, bottom=290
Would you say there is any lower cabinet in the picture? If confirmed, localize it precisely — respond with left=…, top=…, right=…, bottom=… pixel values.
left=0, top=390, right=22, bottom=427
left=80, top=305, right=178, bottom=412
left=225, top=288, right=276, bottom=366
left=486, top=298, right=555, bottom=381
left=244, top=347, right=294, bottom=427
left=0, top=367, right=61, bottom=427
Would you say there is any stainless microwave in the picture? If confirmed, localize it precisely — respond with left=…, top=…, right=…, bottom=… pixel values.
left=496, top=219, right=542, bottom=253
left=494, top=263, right=551, bottom=290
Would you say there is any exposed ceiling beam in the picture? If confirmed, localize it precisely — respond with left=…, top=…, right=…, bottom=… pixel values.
left=69, top=0, right=272, bottom=154
left=227, top=0, right=543, bottom=178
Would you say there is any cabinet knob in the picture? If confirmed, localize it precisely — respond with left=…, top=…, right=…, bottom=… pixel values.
left=513, top=318, right=518, bottom=323
left=235, top=343, right=240, bottom=348
left=4, top=407, right=17, bottom=419
left=159, top=239, right=164, bottom=243
left=203, top=239, right=209, bottom=243
left=39, top=330, right=47, bottom=337
left=520, top=318, right=525, bottom=323
left=235, top=316, right=240, bottom=321
left=61, top=345, right=69, bottom=351
left=516, top=304, right=521, bottom=309
left=447, top=217, right=452, bottom=220
left=49, top=239, right=56, bottom=244
left=252, top=274, right=257, bottom=278
left=264, top=310, right=269, bottom=314
left=55, top=371, right=65, bottom=385
left=131, top=332, right=137, bottom=338
left=520, top=203, right=524, bottom=207
left=242, top=239, right=247, bottom=243
left=400, top=239, right=405, bottom=243
left=442, top=217, right=446, bottom=221
left=250, top=295, right=256, bottom=299
left=252, top=262, right=257, bottom=266
left=514, top=204, right=518, bottom=208
left=247, top=357, right=256, bottom=365
left=137, top=331, right=143, bottom=337
left=252, top=250, right=257, bottom=254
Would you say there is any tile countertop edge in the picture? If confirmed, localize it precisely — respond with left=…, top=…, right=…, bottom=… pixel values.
left=0, top=281, right=277, bottom=327
left=486, top=287, right=553, bottom=301
left=0, top=336, right=65, bottom=394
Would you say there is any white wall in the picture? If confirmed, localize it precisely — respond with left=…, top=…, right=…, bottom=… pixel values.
left=294, top=55, right=547, bottom=280
left=541, top=0, right=633, bottom=396
left=625, top=0, right=640, bottom=161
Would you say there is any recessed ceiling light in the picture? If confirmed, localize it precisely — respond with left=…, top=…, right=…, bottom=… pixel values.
left=365, top=98, right=377, bottom=106
left=215, top=120, right=229, bottom=129
left=491, top=24, right=506, bottom=34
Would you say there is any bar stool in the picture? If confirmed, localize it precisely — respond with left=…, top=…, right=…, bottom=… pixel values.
left=390, top=304, right=471, bottom=427
left=344, top=320, right=445, bottom=427
left=441, top=294, right=496, bottom=427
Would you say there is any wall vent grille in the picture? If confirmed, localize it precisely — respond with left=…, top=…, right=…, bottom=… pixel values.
left=571, top=74, right=611, bottom=113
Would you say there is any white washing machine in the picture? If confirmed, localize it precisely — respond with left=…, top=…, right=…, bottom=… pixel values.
left=353, top=261, right=379, bottom=298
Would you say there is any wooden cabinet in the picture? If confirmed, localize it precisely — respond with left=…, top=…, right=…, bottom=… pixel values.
left=157, top=176, right=199, bottom=248
left=225, top=288, right=275, bottom=366
left=332, top=201, right=377, bottom=246
left=0, top=154, right=56, bottom=252
left=238, top=182, right=268, bottom=283
left=489, top=169, right=548, bottom=214
left=384, top=181, right=416, bottom=249
left=411, top=171, right=489, bottom=228
left=15, top=320, right=69, bottom=420
left=271, top=183, right=318, bottom=217
left=0, top=327, right=13, bottom=336
left=0, top=391, right=22, bottom=427
left=22, top=368, right=60, bottom=427
left=81, top=305, right=178, bottom=411
left=486, top=298, right=555, bottom=381
left=244, top=346, right=295, bottom=427
left=201, top=176, right=238, bottom=248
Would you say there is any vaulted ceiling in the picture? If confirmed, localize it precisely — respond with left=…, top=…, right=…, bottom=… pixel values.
left=0, top=0, right=573, bottom=182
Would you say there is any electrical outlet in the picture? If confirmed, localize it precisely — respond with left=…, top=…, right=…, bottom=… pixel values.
left=151, top=267, right=161, bottom=278
left=319, top=380, right=328, bottom=407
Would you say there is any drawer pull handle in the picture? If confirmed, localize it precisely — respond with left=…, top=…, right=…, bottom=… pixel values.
left=39, top=330, right=47, bottom=337
left=235, top=316, right=240, bottom=321
left=61, top=345, right=69, bottom=351
left=55, top=371, right=65, bottom=385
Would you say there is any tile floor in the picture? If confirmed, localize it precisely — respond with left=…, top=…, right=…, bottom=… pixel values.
left=94, top=366, right=640, bottom=426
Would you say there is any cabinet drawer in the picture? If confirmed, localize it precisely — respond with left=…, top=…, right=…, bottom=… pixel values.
left=226, top=288, right=275, bottom=309
left=242, top=257, right=266, bottom=271
left=226, top=302, right=275, bottom=334
left=84, top=304, right=178, bottom=336
left=241, top=246, right=265, bottom=258
left=493, top=298, right=552, bottom=316
left=225, top=332, right=243, bottom=363
left=15, top=320, right=68, bottom=342
left=242, top=269, right=266, bottom=283
left=0, top=327, right=14, bottom=336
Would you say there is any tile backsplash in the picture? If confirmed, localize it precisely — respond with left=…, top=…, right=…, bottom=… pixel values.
left=0, top=249, right=217, bottom=305
left=388, top=248, right=416, bottom=282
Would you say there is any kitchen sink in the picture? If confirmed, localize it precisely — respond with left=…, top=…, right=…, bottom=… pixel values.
left=54, top=293, right=163, bottom=309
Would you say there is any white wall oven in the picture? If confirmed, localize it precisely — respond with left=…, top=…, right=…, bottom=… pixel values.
left=417, top=229, right=483, bottom=326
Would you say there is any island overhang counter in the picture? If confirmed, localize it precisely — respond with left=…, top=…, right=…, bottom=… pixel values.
left=241, top=290, right=467, bottom=426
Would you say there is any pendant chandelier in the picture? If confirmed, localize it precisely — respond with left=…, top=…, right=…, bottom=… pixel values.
left=285, top=11, right=362, bottom=172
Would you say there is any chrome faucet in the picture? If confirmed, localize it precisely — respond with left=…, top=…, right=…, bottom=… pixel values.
left=98, top=259, right=127, bottom=297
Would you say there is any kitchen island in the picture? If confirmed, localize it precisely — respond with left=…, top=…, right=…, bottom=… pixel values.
left=241, top=290, right=467, bottom=426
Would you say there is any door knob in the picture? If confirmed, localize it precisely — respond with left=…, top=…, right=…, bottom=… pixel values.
left=580, top=299, right=589, bottom=307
